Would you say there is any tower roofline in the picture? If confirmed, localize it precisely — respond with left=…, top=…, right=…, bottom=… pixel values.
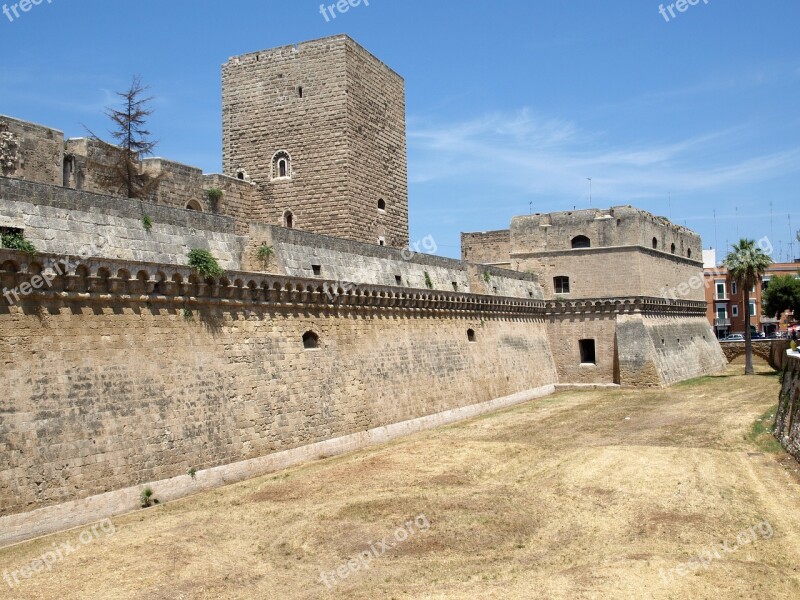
left=224, top=34, right=404, bottom=81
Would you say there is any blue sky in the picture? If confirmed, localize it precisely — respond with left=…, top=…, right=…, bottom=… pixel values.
left=2, top=0, right=799, bottom=260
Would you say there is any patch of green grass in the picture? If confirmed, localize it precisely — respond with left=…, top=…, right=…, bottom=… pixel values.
left=674, top=375, right=720, bottom=388
left=748, top=405, right=784, bottom=454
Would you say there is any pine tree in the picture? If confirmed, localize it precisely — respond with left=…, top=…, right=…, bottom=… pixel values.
left=89, top=76, right=163, bottom=199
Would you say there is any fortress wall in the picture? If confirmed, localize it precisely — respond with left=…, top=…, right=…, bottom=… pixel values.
left=775, top=352, right=800, bottom=462
left=0, top=116, right=63, bottom=186
left=547, top=314, right=619, bottom=384
left=516, top=247, right=703, bottom=300
left=141, top=158, right=208, bottom=211
left=0, top=178, right=245, bottom=270
left=509, top=206, right=701, bottom=257
left=461, top=230, right=511, bottom=266
left=0, top=255, right=557, bottom=543
left=244, top=223, right=543, bottom=298
left=203, top=174, right=258, bottom=235
left=616, top=315, right=727, bottom=387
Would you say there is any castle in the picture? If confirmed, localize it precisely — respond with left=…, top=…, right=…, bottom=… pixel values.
left=0, top=35, right=726, bottom=546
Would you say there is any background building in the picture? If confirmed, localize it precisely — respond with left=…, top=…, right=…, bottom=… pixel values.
left=463, top=206, right=704, bottom=300
left=703, top=249, right=799, bottom=338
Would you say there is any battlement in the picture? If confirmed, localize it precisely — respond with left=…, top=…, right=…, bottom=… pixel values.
left=511, top=205, right=701, bottom=258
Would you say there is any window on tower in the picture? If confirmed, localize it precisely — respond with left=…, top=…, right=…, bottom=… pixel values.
left=272, top=151, right=292, bottom=180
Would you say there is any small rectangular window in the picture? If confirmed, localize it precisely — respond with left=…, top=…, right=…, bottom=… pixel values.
left=554, top=276, right=570, bottom=294
left=312, top=265, right=322, bottom=276
left=452, top=282, right=458, bottom=291
left=732, top=305, right=739, bottom=317
left=395, top=275, right=402, bottom=286
left=579, top=339, right=596, bottom=365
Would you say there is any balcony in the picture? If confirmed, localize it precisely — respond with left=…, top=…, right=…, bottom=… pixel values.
left=714, top=294, right=729, bottom=301
left=714, top=318, right=731, bottom=327
left=760, top=316, right=780, bottom=324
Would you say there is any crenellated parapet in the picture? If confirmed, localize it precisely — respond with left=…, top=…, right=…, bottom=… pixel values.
left=0, top=249, right=708, bottom=320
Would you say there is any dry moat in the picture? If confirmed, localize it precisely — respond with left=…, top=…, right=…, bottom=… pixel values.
left=2, top=358, right=799, bottom=600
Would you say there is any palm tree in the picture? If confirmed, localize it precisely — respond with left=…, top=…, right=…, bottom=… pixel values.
left=724, top=239, right=773, bottom=374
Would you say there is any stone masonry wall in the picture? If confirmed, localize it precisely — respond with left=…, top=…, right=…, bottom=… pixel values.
left=344, top=38, right=409, bottom=247
left=222, top=37, right=351, bottom=237
left=510, top=206, right=702, bottom=258
left=222, top=35, right=408, bottom=247
left=141, top=158, right=209, bottom=211
left=243, top=223, right=542, bottom=298
left=518, top=246, right=704, bottom=301
left=0, top=252, right=557, bottom=522
left=461, top=230, right=511, bottom=266
left=203, top=174, right=258, bottom=235
left=616, top=315, right=727, bottom=387
left=0, top=116, right=63, bottom=186
left=775, top=352, right=800, bottom=462
left=0, top=178, right=245, bottom=270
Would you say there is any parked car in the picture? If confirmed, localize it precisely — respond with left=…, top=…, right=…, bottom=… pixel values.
left=723, top=334, right=745, bottom=341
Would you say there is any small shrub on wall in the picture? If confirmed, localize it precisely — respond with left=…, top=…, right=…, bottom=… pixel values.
left=188, top=249, right=223, bottom=278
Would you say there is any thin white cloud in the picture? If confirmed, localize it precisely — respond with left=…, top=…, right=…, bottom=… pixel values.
left=408, top=108, right=800, bottom=199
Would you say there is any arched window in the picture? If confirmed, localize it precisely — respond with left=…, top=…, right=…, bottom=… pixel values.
left=302, top=331, right=319, bottom=350
left=185, top=200, right=203, bottom=212
left=652, top=237, right=658, bottom=249
left=284, top=211, right=294, bottom=229
left=272, top=151, right=291, bottom=180
left=467, top=329, right=476, bottom=343
left=554, top=276, right=570, bottom=294
left=571, top=235, right=591, bottom=249
left=671, top=243, right=676, bottom=254
left=378, top=198, right=386, bottom=211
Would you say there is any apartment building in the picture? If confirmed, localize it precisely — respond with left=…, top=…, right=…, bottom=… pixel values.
left=703, top=250, right=799, bottom=338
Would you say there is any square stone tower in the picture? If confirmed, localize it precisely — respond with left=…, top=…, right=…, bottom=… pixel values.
left=222, top=35, right=409, bottom=248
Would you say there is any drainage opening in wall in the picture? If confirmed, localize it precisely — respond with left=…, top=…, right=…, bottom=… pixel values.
left=303, top=331, right=319, bottom=350
left=579, top=339, right=596, bottom=365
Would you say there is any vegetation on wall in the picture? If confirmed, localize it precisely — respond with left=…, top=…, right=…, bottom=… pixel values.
left=141, top=214, right=153, bottom=232
left=257, top=243, right=274, bottom=262
left=188, top=249, right=223, bottom=278
left=424, top=271, right=433, bottom=290
left=0, top=230, right=37, bottom=255
left=207, top=188, right=223, bottom=212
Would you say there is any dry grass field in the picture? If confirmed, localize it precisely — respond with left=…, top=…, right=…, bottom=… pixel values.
left=3, top=359, right=800, bottom=599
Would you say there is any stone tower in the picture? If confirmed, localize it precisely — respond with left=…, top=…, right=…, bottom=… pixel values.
left=222, top=35, right=409, bottom=248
